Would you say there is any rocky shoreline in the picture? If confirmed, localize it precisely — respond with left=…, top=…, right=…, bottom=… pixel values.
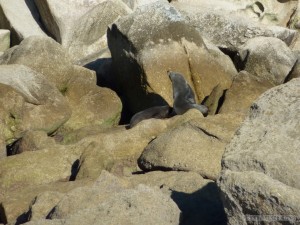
left=0, top=0, right=299, bottom=224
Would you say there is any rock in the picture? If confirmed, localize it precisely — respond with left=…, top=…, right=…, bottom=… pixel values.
left=0, top=0, right=46, bottom=45
left=126, top=171, right=227, bottom=225
left=72, top=109, right=204, bottom=180
left=11, top=130, right=56, bottom=154
left=0, top=30, right=10, bottom=52
left=34, top=0, right=131, bottom=61
left=44, top=171, right=181, bottom=225
left=218, top=78, right=300, bottom=224
left=171, top=0, right=297, bottom=51
left=124, top=0, right=169, bottom=10
left=138, top=111, right=244, bottom=180
left=0, top=137, right=5, bottom=159
left=27, top=191, right=65, bottom=221
left=0, top=65, right=71, bottom=144
left=0, top=144, right=83, bottom=192
left=0, top=36, right=122, bottom=132
left=219, top=71, right=274, bottom=116
left=238, top=37, right=297, bottom=85
left=0, top=179, right=94, bottom=224
left=286, top=51, right=300, bottom=81
left=108, top=1, right=236, bottom=115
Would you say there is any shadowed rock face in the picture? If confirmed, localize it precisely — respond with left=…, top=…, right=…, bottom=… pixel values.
left=107, top=1, right=236, bottom=117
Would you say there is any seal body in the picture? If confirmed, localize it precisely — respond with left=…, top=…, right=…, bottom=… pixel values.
left=130, top=105, right=173, bottom=128
left=169, top=71, right=208, bottom=115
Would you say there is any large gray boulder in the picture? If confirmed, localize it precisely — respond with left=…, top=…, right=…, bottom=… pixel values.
left=238, top=37, right=297, bottom=85
left=108, top=1, right=237, bottom=115
left=0, top=65, right=71, bottom=145
left=34, top=0, right=131, bottom=61
left=171, top=0, right=297, bottom=51
left=0, top=0, right=46, bottom=45
left=218, top=78, right=300, bottom=224
left=0, top=36, right=122, bottom=131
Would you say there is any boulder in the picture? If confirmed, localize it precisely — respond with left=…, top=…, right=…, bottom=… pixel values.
left=0, top=65, right=71, bottom=144
left=126, top=171, right=227, bottom=225
left=218, top=78, right=300, bottom=224
left=286, top=51, right=300, bottom=81
left=74, top=109, right=204, bottom=180
left=0, top=144, right=83, bottom=192
left=0, top=36, right=122, bottom=132
left=219, top=71, right=274, bottom=116
left=0, top=30, right=10, bottom=52
left=171, top=0, right=297, bottom=51
left=34, top=0, right=131, bottom=61
left=238, top=37, right=297, bottom=85
left=138, top=111, right=244, bottom=180
left=0, top=179, right=94, bottom=224
left=0, top=0, right=46, bottom=45
left=33, top=171, right=181, bottom=225
left=0, top=137, right=5, bottom=159
left=107, top=1, right=236, bottom=115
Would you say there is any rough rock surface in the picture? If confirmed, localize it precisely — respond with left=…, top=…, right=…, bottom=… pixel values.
left=0, top=36, right=122, bottom=131
left=0, top=29, right=10, bottom=51
left=108, top=1, right=237, bottom=115
left=238, top=37, right=297, bottom=85
left=218, top=78, right=300, bottom=224
left=219, top=71, right=274, bottom=116
left=34, top=0, right=131, bottom=61
left=0, top=65, right=71, bottom=144
left=172, top=0, right=297, bottom=51
left=138, top=111, right=244, bottom=180
left=0, top=0, right=46, bottom=45
left=27, top=171, right=181, bottom=225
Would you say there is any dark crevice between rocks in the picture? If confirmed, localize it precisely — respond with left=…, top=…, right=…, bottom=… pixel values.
left=0, top=203, right=7, bottom=224
left=6, top=138, right=21, bottom=156
left=219, top=47, right=248, bottom=72
left=284, top=58, right=298, bottom=83
left=69, top=159, right=80, bottom=181
left=215, top=89, right=227, bottom=114
left=15, top=212, right=29, bottom=225
left=171, top=182, right=227, bottom=225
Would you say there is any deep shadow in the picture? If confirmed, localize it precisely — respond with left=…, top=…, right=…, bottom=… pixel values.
left=15, top=212, right=29, bottom=225
left=24, top=0, right=51, bottom=37
left=6, top=138, right=21, bottom=156
left=171, top=182, right=227, bottom=225
left=0, top=203, right=7, bottom=224
left=69, top=159, right=80, bottom=181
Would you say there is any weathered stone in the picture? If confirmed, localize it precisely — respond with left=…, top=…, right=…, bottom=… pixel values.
left=13, top=130, right=56, bottom=154
left=73, top=109, right=205, bottom=180
left=0, top=144, right=83, bottom=192
left=0, top=0, right=46, bottom=45
left=0, top=65, right=71, bottom=144
left=171, top=0, right=297, bottom=51
left=219, top=71, right=274, bottom=116
left=218, top=78, right=300, bottom=224
left=0, top=36, right=122, bottom=132
left=126, top=171, right=227, bottom=225
left=0, top=137, right=5, bottom=159
left=0, top=30, right=10, bottom=52
left=286, top=51, right=300, bottom=81
left=44, top=171, right=180, bottom=225
left=138, top=111, right=244, bottom=180
left=238, top=37, right=297, bottom=85
left=34, top=0, right=131, bottom=61
left=0, top=179, right=94, bottom=224
left=108, top=1, right=236, bottom=115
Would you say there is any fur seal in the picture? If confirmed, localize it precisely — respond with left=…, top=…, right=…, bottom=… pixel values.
left=169, top=71, right=208, bottom=115
left=129, top=105, right=173, bottom=128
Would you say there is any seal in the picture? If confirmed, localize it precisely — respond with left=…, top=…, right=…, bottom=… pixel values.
left=129, top=105, right=173, bottom=128
left=169, top=71, right=208, bottom=115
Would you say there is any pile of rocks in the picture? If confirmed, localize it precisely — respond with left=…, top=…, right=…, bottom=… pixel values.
left=0, top=0, right=299, bottom=224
